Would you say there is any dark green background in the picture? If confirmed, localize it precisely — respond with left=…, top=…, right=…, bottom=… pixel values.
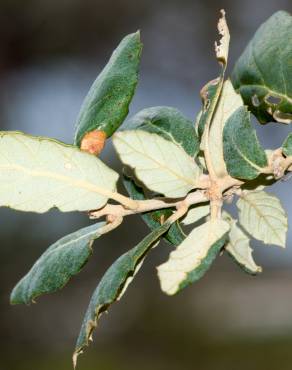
left=0, top=1, right=291, bottom=369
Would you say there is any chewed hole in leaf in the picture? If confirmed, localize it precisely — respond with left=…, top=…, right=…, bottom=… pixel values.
left=252, top=95, right=260, bottom=107
left=273, top=110, right=292, bottom=124
left=264, top=94, right=282, bottom=105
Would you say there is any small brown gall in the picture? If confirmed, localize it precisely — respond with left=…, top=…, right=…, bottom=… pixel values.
left=80, top=130, right=107, bottom=156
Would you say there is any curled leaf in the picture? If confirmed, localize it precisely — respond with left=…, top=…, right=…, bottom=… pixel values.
left=197, top=9, right=230, bottom=138
left=73, top=222, right=171, bottom=366
left=208, top=80, right=243, bottom=178
left=223, top=212, right=262, bottom=275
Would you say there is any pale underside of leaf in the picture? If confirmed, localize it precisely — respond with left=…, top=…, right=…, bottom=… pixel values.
left=208, top=80, right=243, bottom=178
left=73, top=222, right=171, bottom=367
left=10, top=222, right=107, bottom=305
left=157, top=220, right=230, bottom=295
left=223, top=212, right=262, bottom=274
left=237, top=190, right=288, bottom=248
left=197, top=10, right=230, bottom=140
left=113, top=130, right=201, bottom=198
left=0, top=132, right=119, bottom=213
left=198, top=10, right=231, bottom=179
left=182, top=203, right=210, bottom=225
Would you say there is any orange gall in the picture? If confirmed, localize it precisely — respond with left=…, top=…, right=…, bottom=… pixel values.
left=80, top=130, right=107, bottom=155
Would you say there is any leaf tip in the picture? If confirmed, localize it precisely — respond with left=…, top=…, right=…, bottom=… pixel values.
left=257, top=266, right=263, bottom=273
left=72, top=350, right=81, bottom=369
left=215, top=8, right=230, bottom=65
left=156, top=264, right=179, bottom=296
left=134, top=29, right=141, bottom=38
left=10, top=284, right=23, bottom=305
left=125, top=30, right=142, bottom=45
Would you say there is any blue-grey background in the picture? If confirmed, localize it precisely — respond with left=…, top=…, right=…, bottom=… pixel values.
left=0, top=1, right=291, bottom=369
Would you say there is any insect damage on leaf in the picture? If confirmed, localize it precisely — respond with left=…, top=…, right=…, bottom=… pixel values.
left=231, top=11, right=292, bottom=124
left=198, top=9, right=230, bottom=141
left=74, top=31, right=142, bottom=146
left=73, top=222, right=171, bottom=367
left=2, top=9, right=292, bottom=367
left=215, top=9, right=230, bottom=65
left=80, top=130, right=107, bottom=155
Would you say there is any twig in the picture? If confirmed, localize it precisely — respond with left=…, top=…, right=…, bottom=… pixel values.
left=90, top=190, right=208, bottom=221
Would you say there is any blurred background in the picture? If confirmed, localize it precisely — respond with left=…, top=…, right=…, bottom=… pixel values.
left=0, top=0, right=292, bottom=369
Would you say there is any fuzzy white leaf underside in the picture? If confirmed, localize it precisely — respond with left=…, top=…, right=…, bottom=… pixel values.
left=113, top=130, right=202, bottom=197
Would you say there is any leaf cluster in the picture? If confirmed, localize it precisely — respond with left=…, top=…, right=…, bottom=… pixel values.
left=2, top=10, right=292, bottom=366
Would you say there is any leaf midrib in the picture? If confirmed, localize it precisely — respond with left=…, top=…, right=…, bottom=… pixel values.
left=229, top=127, right=264, bottom=173
left=0, top=163, right=114, bottom=199
left=240, top=195, right=284, bottom=244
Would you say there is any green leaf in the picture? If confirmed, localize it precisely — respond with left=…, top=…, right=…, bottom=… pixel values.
left=122, top=174, right=185, bottom=246
left=223, top=106, right=268, bottom=180
left=10, top=222, right=107, bottom=305
left=181, top=203, right=210, bottom=225
left=74, top=32, right=142, bottom=145
left=197, top=10, right=230, bottom=137
left=282, top=133, right=292, bottom=156
left=157, top=220, right=230, bottom=295
left=0, top=132, right=119, bottom=212
left=125, top=106, right=199, bottom=158
left=231, top=11, right=292, bottom=124
left=113, top=130, right=202, bottom=198
left=237, top=190, right=288, bottom=248
left=208, top=80, right=244, bottom=178
left=73, top=222, right=171, bottom=365
left=223, top=212, right=262, bottom=275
